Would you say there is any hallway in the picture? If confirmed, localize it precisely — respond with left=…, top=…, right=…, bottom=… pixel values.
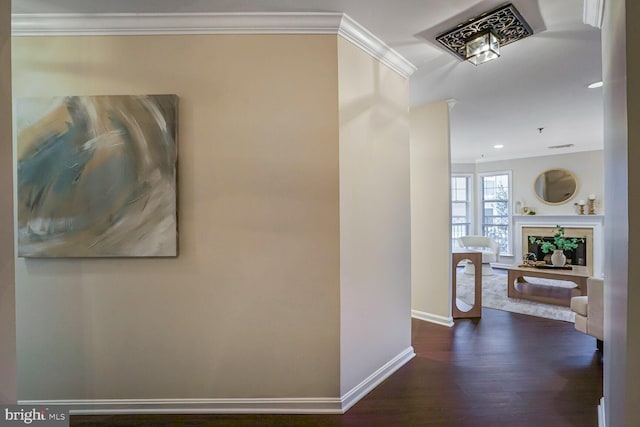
left=72, top=308, right=603, bottom=426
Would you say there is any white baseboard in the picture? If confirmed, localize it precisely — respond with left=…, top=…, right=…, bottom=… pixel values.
left=340, top=346, right=415, bottom=412
left=412, top=309, right=454, bottom=327
left=598, top=396, right=605, bottom=427
left=19, top=347, right=415, bottom=415
left=18, top=397, right=343, bottom=415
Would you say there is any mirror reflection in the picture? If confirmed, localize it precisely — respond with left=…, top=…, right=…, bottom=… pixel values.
left=455, top=259, right=475, bottom=313
left=534, top=168, right=577, bottom=205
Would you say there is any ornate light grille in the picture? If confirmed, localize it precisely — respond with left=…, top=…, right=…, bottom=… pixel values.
left=436, top=4, right=533, bottom=61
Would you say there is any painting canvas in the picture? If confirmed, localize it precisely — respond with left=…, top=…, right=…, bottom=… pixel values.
left=16, top=95, right=178, bottom=257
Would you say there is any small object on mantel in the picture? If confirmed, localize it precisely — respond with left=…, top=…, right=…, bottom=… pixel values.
left=588, top=197, right=596, bottom=215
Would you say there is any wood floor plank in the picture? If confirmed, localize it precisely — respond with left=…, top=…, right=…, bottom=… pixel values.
left=71, top=308, right=603, bottom=426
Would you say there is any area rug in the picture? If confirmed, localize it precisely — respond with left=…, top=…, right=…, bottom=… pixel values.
left=455, top=268, right=575, bottom=323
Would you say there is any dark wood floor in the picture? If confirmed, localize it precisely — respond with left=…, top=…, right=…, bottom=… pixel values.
left=72, top=308, right=603, bottom=427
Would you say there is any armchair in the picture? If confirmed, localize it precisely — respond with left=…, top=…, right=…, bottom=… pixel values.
left=457, top=235, right=500, bottom=276
left=570, top=277, right=604, bottom=351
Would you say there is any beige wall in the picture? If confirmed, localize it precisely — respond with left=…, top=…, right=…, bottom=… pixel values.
left=602, top=0, right=640, bottom=424
left=337, top=38, right=412, bottom=395
left=0, top=0, right=16, bottom=404
left=13, top=34, right=342, bottom=400
left=410, top=102, right=451, bottom=323
left=451, top=163, right=475, bottom=174
left=474, top=150, right=605, bottom=216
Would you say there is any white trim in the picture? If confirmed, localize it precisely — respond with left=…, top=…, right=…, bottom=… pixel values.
left=468, top=145, right=604, bottom=165
left=598, top=396, right=605, bottom=427
left=513, top=215, right=605, bottom=278
left=583, top=0, right=604, bottom=29
left=19, top=347, right=415, bottom=415
left=478, top=170, right=513, bottom=255
left=340, top=346, right=415, bottom=412
left=451, top=173, right=474, bottom=240
left=445, top=98, right=457, bottom=111
left=412, top=309, right=454, bottom=327
left=19, top=397, right=343, bottom=415
left=337, top=14, right=416, bottom=78
left=10, top=12, right=342, bottom=36
left=10, top=12, right=416, bottom=79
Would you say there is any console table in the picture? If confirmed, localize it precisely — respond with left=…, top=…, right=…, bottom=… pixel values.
left=507, top=265, right=591, bottom=307
left=452, top=249, right=482, bottom=318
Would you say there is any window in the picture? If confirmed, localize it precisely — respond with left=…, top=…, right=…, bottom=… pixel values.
left=451, top=175, right=471, bottom=248
left=480, top=172, right=511, bottom=254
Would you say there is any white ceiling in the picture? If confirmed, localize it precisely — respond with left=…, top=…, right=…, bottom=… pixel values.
left=11, top=0, right=603, bottom=164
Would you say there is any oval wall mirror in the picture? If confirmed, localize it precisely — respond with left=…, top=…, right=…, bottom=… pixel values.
left=533, top=168, right=578, bottom=205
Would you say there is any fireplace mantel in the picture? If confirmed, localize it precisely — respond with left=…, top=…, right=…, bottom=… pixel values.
left=513, top=215, right=605, bottom=277
left=513, top=215, right=605, bottom=223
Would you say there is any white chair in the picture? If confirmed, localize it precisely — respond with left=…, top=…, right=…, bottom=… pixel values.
left=457, top=235, right=500, bottom=276
left=570, top=277, right=604, bottom=352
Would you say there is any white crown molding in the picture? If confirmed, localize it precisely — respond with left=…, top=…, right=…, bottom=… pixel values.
left=10, top=12, right=342, bottom=36
left=454, top=145, right=604, bottom=165
left=412, top=310, right=454, bottom=327
left=338, top=14, right=416, bottom=78
left=11, top=12, right=416, bottom=78
left=445, top=98, right=457, bottom=111
left=583, top=0, right=604, bottom=29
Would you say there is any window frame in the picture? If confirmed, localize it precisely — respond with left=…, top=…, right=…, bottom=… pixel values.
left=478, top=170, right=513, bottom=256
left=451, top=173, right=474, bottom=248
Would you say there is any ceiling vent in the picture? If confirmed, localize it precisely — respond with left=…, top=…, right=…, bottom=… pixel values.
left=548, top=144, right=575, bottom=149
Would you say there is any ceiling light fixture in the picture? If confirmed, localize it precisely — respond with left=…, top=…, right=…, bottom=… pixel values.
left=436, top=3, right=533, bottom=66
left=493, top=144, right=504, bottom=149
left=588, top=81, right=603, bottom=88
left=466, top=29, right=500, bottom=65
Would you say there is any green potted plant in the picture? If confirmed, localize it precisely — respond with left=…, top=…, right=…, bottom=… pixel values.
left=528, top=225, right=584, bottom=266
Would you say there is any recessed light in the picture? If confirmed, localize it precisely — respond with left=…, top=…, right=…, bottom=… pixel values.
left=493, top=144, right=504, bottom=149
left=588, top=81, right=603, bottom=88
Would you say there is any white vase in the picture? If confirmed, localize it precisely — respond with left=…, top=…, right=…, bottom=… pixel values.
left=551, top=250, right=566, bottom=267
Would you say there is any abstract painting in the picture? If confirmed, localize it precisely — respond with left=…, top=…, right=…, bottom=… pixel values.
left=16, top=95, right=178, bottom=257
